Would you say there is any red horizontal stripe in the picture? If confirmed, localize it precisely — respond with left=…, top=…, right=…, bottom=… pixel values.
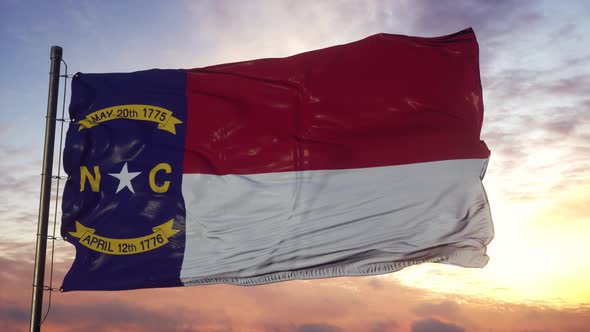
left=184, top=28, right=489, bottom=175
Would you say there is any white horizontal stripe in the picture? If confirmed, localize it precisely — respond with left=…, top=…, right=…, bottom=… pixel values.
left=180, top=159, right=493, bottom=285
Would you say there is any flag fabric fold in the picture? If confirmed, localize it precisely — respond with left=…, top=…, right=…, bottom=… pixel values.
left=61, top=28, right=493, bottom=291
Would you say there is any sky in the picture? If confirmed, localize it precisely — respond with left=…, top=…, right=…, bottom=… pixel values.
left=1, top=0, right=589, bottom=331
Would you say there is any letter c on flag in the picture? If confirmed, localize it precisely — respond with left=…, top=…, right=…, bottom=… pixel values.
left=149, top=163, right=171, bottom=193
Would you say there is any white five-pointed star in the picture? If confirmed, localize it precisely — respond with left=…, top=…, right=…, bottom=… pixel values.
left=108, top=162, right=141, bottom=194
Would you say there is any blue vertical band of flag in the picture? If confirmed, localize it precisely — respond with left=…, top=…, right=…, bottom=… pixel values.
left=61, top=70, right=188, bottom=291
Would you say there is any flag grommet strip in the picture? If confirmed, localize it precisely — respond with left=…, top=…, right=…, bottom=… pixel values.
left=39, top=58, right=71, bottom=325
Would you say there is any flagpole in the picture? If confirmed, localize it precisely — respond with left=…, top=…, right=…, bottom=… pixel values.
left=29, top=46, right=62, bottom=332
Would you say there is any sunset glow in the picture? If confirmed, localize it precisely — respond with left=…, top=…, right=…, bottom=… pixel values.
left=1, top=1, right=589, bottom=331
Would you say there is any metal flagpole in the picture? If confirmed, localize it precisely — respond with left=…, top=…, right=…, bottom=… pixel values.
left=29, top=46, right=63, bottom=332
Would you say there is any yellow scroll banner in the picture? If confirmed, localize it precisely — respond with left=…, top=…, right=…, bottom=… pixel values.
left=77, top=104, right=183, bottom=135
left=68, top=219, right=180, bottom=255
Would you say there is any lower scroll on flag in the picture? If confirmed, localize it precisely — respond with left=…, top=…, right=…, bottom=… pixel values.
left=60, top=27, right=493, bottom=291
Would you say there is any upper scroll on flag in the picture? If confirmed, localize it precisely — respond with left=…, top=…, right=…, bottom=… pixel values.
left=61, top=28, right=493, bottom=291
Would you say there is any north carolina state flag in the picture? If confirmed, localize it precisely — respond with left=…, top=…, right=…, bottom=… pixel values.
left=61, top=28, right=493, bottom=291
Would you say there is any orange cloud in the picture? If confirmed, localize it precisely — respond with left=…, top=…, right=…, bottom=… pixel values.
left=2, top=248, right=589, bottom=332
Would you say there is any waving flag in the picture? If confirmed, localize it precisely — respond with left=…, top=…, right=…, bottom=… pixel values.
left=61, top=28, right=492, bottom=291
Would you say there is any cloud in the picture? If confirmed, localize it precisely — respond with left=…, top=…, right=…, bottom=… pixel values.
left=179, top=0, right=547, bottom=71
left=412, top=301, right=462, bottom=320
left=411, top=318, right=465, bottom=332
left=566, top=54, right=590, bottom=67
left=299, top=323, right=343, bottom=332
left=2, top=254, right=590, bottom=332
left=45, top=301, right=203, bottom=332
left=369, top=320, right=398, bottom=332
left=181, top=0, right=394, bottom=65
left=408, top=0, right=541, bottom=36
left=480, top=79, right=590, bottom=203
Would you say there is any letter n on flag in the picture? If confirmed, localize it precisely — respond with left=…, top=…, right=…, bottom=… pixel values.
left=60, top=28, right=493, bottom=291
